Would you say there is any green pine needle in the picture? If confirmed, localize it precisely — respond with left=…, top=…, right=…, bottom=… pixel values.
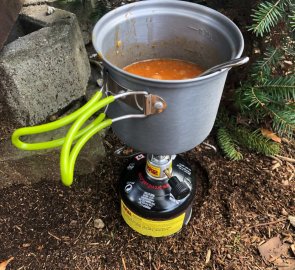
left=249, top=0, right=286, bottom=36
left=216, top=0, right=293, bottom=160
left=243, top=87, right=271, bottom=109
left=289, top=3, right=295, bottom=30
left=255, top=76, right=295, bottom=101
left=234, top=128, right=281, bottom=156
left=250, top=47, right=283, bottom=80
left=217, top=128, right=243, bottom=160
left=271, top=106, right=295, bottom=136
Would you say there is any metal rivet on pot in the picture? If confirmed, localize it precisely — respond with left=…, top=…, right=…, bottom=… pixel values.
left=154, top=101, right=164, bottom=110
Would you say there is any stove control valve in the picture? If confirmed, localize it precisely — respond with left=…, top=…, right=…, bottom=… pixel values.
left=168, top=176, right=190, bottom=200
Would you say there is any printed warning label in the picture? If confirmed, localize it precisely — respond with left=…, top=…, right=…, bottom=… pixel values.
left=121, top=201, right=185, bottom=237
left=138, top=192, right=155, bottom=209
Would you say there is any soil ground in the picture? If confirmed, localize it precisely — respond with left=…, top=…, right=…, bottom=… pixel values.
left=1, top=1, right=294, bottom=269
left=0, top=131, right=294, bottom=270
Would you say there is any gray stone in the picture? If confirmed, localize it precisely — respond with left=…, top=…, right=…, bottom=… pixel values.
left=23, top=0, right=49, bottom=6
left=93, top=218, right=105, bottom=229
left=20, top=5, right=74, bottom=27
left=0, top=5, right=90, bottom=128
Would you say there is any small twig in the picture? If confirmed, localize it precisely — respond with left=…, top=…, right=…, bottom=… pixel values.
left=269, top=155, right=283, bottom=165
left=254, top=262, right=262, bottom=270
left=104, top=140, right=113, bottom=149
left=287, top=162, right=295, bottom=181
left=192, top=225, right=198, bottom=235
left=271, top=162, right=281, bottom=170
left=275, top=154, right=295, bottom=163
left=152, top=262, right=158, bottom=270
left=86, top=256, right=94, bottom=270
left=202, top=142, right=217, bottom=152
left=287, top=162, right=295, bottom=172
left=48, top=231, right=61, bottom=241
left=243, top=217, right=287, bottom=232
left=122, top=257, right=127, bottom=270
left=85, top=217, right=93, bottom=226
left=73, top=229, right=83, bottom=245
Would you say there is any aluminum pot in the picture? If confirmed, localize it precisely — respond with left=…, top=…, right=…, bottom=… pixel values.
left=92, top=0, right=245, bottom=155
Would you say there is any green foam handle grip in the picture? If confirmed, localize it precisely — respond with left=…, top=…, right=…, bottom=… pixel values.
left=60, top=96, right=115, bottom=186
left=11, top=91, right=116, bottom=187
left=11, top=91, right=104, bottom=150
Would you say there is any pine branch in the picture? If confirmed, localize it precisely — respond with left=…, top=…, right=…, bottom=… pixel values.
left=239, top=85, right=295, bottom=134
left=234, top=128, right=281, bottom=156
left=254, top=76, right=295, bottom=101
left=243, top=87, right=271, bottom=109
left=249, top=0, right=286, bottom=36
left=290, top=12, right=295, bottom=30
left=271, top=106, right=295, bottom=136
left=217, top=128, right=243, bottom=160
left=250, top=47, right=283, bottom=80
left=289, top=3, right=295, bottom=30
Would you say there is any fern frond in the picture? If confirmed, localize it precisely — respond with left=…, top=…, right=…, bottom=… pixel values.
left=217, top=128, right=243, bottom=160
left=249, top=0, right=286, bottom=36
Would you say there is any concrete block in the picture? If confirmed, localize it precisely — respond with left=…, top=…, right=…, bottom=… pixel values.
left=0, top=128, right=106, bottom=188
left=23, top=0, right=48, bottom=6
left=0, top=5, right=90, bottom=128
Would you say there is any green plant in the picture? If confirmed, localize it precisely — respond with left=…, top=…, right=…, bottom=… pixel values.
left=249, top=0, right=295, bottom=36
left=216, top=0, right=294, bottom=160
left=215, top=109, right=281, bottom=160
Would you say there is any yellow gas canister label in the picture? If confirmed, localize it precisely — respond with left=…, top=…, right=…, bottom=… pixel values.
left=146, top=161, right=161, bottom=178
left=121, top=201, right=185, bottom=237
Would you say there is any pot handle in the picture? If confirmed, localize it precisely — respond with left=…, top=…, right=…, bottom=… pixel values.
left=11, top=89, right=167, bottom=186
left=60, top=90, right=167, bottom=186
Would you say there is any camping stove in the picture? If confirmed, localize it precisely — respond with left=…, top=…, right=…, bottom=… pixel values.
left=12, top=0, right=247, bottom=239
left=119, top=154, right=196, bottom=237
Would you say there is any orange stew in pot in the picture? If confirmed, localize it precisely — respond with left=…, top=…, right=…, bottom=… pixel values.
left=123, top=58, right=203, bottom=80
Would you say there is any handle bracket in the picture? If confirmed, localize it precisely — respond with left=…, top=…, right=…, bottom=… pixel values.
left=144, top=94, right=167, bottom=115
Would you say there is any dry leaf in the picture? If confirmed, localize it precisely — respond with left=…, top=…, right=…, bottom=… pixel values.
left=0, top=257, right=14, bottom=270
left=258, top=236, right=282, bottom=263
left=261, top=128, right=282, bottom=143
left=258, top=236, right=295, bottom=270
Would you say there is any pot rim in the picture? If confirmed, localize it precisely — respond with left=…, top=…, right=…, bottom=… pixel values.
left=92, top=0, right=244, bottom=84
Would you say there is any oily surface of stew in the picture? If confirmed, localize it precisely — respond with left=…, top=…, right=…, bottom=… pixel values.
left=123, top=58, right=204, bottom=80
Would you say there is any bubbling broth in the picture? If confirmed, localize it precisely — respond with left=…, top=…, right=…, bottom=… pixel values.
left=123, top=58, right=204, bottom=80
